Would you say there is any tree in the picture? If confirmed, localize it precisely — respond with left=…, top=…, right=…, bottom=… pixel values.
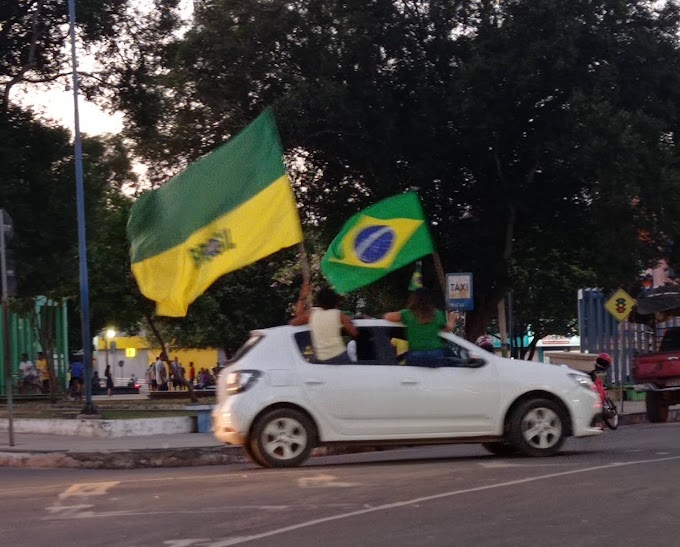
left=0, top=0, right=135, bottom=111
left=0, top=106, right=142, bottom=396
left=102, top=0, right=680, bottom=341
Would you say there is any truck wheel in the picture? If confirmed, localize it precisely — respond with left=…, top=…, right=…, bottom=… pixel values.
left=249, top=408, right=316, bottom=468
left=645, top=392, right=669, bottom=423
left=508, top=398, right=566, bottom=457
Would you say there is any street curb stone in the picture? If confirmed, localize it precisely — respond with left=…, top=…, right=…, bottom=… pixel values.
left=1, top=410, right=678, bottom=469
left=0, top=446, right=248, bottom=469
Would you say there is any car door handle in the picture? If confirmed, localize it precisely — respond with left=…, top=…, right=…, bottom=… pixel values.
left=667, top=356, right=679, bottom=361
left=400, top=378, right=419, bottom=385
left=304, top=378, right=325, bottom=385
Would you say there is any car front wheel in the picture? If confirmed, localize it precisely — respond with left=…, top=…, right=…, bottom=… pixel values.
left=508, top=398, right=566, bottom=457
left=249, top=408, right=316, bottom=468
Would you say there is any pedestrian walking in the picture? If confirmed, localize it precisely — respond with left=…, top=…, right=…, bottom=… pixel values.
left=105, top=364, right=114, bottom=396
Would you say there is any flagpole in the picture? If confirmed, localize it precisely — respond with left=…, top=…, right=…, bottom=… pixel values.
left=408, top=187, right=448, bottom=306
left=432, top=251, right=448, bottom=304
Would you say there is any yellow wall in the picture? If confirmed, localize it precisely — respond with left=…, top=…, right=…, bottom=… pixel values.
left=98, top=335, right=219, bottom=369
left=147, top=348, right=219, bottom=369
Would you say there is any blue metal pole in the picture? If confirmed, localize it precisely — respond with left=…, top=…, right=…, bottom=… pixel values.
left=68, top=0, right=96, bottom=414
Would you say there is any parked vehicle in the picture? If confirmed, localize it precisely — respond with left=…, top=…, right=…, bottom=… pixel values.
left=631, top=287, right=680, bottom=423
left=589, top=354, right=618, bottom=430
left=212, top=319, right=602, bottom=468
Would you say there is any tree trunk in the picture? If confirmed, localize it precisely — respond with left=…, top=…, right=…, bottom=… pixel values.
left=31, top=300, right=61, bottom=403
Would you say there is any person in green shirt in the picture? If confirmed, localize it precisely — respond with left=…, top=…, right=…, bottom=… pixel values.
left=384, top=288, right=454, bottom=367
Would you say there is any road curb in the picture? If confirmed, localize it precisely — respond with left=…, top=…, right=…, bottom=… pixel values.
left=0, top=446, right=248, bottom=469
left=617, top=408, right=680, bottom=426
left=2, top=411, right=678, bottom=469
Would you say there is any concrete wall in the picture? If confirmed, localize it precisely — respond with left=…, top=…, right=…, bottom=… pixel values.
left=544, top=351, right=595, bottom=373
left=0, top=417, right=195, bottom=438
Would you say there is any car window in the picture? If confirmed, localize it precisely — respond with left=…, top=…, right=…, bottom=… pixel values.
left=225, top=334, right=263, bottom=365
left=293, top=327, right=402, bottom=365
left=440, top=337, right=485, bottom=367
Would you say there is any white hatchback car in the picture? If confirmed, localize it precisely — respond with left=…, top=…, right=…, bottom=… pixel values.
left=212, top=320, right=602, bottom=468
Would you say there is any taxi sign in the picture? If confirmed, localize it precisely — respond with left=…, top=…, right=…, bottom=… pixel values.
left=604, top=288, right=635, bottom=322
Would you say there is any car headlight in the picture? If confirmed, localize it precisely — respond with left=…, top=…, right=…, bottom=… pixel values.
left=568, top=373, right=595, bottom=391
left=226, top=370, right=262, bottom=394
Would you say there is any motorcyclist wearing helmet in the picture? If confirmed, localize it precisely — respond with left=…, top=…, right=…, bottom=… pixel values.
left=590, top=352, right=612, bottom=382
left=475, top=335, right=495, bottom=352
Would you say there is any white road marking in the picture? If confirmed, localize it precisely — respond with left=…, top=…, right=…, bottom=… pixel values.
left=58, top=482, right=119, bottom=499
left=44, top=482, right=120, bottom=520
left=298, top=474, right=359, bottom=488
left=164, top=541, right=211, bottom=547
left=177, top=454, right=680, bottom=546
left=479, top=461, right=578, bottom=469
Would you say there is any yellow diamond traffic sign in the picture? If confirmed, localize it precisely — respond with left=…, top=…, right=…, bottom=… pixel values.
left=604, top=288, right=635, bottom=322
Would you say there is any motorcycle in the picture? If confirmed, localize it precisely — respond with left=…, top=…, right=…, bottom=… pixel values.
left=593, top=373, right=619, bottom=430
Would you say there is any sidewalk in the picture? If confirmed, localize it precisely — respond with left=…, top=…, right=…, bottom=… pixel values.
left=0, top=400, right=676, bottom=470
left=0, top=431, right=246, bottom=469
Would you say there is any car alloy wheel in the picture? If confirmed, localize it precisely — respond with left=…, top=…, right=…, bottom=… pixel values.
left=509, top=398, right=566, bottom=457
left=250, top=408, right=316, bottom=468
left=521, top=407, right=562, bottom=450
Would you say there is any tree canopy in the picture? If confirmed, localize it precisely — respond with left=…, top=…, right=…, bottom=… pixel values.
left=6, top=0, right=680, bottom=358
left=94, top=0, right=680, bottom=343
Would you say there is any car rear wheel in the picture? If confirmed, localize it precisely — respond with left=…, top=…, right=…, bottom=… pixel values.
left=249, top=408, right=316, bottom=468
left=508, top=398, right=566, bottom=457
left=481, top=442, right=518, bottom=457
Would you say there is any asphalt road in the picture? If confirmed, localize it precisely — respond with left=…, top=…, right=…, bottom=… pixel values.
left=2, top=423, right=680, bottom=547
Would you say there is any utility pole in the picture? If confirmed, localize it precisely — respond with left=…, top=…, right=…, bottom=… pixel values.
left=1, top=209, right=15, bottom=445
left=68, top=0, right=96, bottom=414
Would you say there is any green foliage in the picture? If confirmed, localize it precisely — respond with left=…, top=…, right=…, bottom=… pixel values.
left=0, top=0, right=135, bottom=109
left=8, top=0, right=680, bottom=352
left=103, top=0, right=680, bottom=341
left=151, top=257, right=300, bottom=354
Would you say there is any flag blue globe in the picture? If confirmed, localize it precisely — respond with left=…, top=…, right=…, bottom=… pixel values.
left=354, top=226, right=396, bottom=264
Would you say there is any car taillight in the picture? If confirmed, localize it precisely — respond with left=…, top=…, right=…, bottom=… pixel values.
left=226, top=370, right=262, bottom=394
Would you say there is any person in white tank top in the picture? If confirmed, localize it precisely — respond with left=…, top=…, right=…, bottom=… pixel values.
left=290, top=282, right=359, bottom=363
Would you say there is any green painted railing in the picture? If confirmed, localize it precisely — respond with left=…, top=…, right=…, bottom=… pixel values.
left=0, top=298, right=69, bottom=396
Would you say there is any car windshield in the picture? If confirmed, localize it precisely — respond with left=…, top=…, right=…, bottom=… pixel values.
left=226, top=334, right=263, bottom=365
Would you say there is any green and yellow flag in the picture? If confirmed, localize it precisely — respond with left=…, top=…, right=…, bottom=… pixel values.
left=321, top=192, right=434, bottom=293
left=127, top=110, right=303, bottom=317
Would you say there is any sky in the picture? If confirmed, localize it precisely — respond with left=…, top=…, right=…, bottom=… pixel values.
left=15, top=82, right=125, bottom=136
left=14, top=0, right=194, bottom=137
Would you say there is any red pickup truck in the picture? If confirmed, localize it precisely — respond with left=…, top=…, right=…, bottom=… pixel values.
left=633, top=326, right=680, bottom=422
left=631, top=286, right=680, bottom=422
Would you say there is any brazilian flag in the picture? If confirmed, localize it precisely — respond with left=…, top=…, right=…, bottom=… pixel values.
left=321, top=192, right=434, bottom=293
left=127, top=110, right=303, bottom=317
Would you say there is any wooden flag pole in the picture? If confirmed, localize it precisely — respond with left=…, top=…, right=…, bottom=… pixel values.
left=432, top=251, right=448, bottom=304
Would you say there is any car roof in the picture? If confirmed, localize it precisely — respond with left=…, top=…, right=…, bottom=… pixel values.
left=250, top=319, right=404, bottom=336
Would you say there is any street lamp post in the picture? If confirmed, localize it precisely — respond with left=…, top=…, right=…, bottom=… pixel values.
left=105, top=328, right=116, bottom=369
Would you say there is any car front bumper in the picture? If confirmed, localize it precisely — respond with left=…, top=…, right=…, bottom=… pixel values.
left=569, top=390, right=604, bottom=437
